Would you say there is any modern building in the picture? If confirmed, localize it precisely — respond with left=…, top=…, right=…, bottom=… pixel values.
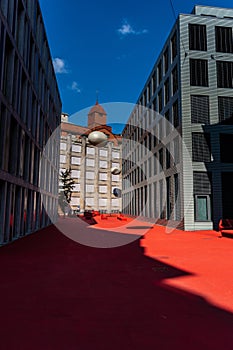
left=122, top=5, right=233, bottom=231
left=0, top=0, right=62, bottom=244
left=60, top=102, right=122, bottom=214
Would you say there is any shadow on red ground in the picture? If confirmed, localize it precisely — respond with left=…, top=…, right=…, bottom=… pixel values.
left=0, top=224, right=232, bottom=350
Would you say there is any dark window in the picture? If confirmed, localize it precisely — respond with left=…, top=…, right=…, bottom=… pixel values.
left=190, top=59, right=208, bottom=86
left=152, top=71, right=156, bottom=94
left=216, top=61, right=233, bottom=88
left=192, top=133, right=211, bottom=162
left=172, top=100, right=179, bottom=128
left=164, top=48, right=169, bottom=73
left=174, top=136, right=179, bottom=164
left=174, top=173, right=181, bottom=220
left=171, top=32, right=177, bottom=61
left=159, top=148, right=163, bottom=171
left=165, top=110, right=170, bottom=136
left=159, top=179, right=165, bottom=219
left=165, top=78, right=169, bottom=104
left=220, top=134, right=233, bottom=163
left=172, top=66, right=178, bottom=94
left=193, top=172, right=212, bottom=194
left=191, top=95, right=210, bottom=124
left=218, top=96, right=233, bottom=123
left=158, top=60, right=162, bottom=84
left=215, top=26, right=233, bottom=53
left=158, top=89, right=163, bottom=113
left=166, top=144, right=171, bottom=169
left=189, top=24, right=207, bottom=51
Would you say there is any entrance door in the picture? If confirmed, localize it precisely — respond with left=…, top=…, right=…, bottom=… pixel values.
left=222, top=172, right=233, bottom=218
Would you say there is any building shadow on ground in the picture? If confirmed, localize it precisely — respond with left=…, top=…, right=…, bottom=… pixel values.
left=0, top=224, right=232, bottom=350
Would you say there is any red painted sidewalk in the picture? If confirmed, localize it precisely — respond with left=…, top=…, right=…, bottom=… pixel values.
left=0, top=217, right=232, bottom=350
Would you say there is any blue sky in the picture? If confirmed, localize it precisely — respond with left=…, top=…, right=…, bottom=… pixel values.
left=40, top=0, right=233, bottom=131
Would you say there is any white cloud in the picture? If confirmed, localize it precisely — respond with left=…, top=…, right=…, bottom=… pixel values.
left=52, top=58, right=68, bottom=74
left=69, top=81, right=81, bottom=93
left=117, top=20, right=148, bottom=36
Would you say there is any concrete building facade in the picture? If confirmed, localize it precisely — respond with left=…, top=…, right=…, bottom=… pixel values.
left=60, top=102, right=122, bottom=214
left=122, top=5, right=233, bottom=230
left=0, top=0, right=62, bottom=244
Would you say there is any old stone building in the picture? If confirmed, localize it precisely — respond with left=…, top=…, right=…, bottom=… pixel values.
left=60, top=102, right=122, bottom=213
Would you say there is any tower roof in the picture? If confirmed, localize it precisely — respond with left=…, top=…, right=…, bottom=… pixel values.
left=88, top=101, right=107, bottom=115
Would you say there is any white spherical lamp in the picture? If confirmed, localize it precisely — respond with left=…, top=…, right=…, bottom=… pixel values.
left=88, top=131, right=108, bottom=146
left=111, top=167, right=121, bottom=175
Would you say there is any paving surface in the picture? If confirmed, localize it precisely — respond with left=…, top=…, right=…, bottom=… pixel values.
left=0, top=216, right=232, bottom=350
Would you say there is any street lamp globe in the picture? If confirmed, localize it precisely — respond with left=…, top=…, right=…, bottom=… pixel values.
left=88, top=131, right=108, bottom=146
left=111, top=167, right=121, bottom=175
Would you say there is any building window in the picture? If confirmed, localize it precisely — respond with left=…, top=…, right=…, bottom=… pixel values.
left=73, top=184, right=80, bottom=192
left=86, top=158, right=94, bottom=166
left=192, top=133, right=211, bottom=162
left=218, top=96, right=233, bottom=123
left=86, top=171, right=94, bottom=180
left=158, top=89, right=163, bottom=113
left=172, top=100, right=179, bottom=128
left=166, top=176, right=172, bottom=219
left=152, top=71, right=156, bottom=95
left=99, top=149, right=108, bottom=157
left=172, top=66, right=178, bottom=94
left=165, top=110, right=170, bottom=136
left=166, top=144, right=171, bottom=169
left=86, top=197, right=94, bottom=206
left=190, top=59, right=208, bottom=86
left=193, top=172, right=212, bottom=221
left=215, top=26, right=233, bottom=53
left=99, top=186, right=107, bottom=193
left=71, top=170, right=80, bottom=178
left=87, top=147, right=95, bottom=155
left=112, top=151, right=120, bottom=159
left=159, top=148, right=163, bottom=171
left=86, top=185, right=94, bottom=193
left=72, top=157, right=81, bottom=165
left=191, top=95, right=210, bottom=124
left=220, top=134, right=233, bottom=163
left=164, top=78, right=169, bottom=104
left=174, top=136, right=180, bottom=164
left=99, top=172, right=107, bottom=181
left=72, top=144, right=81, bottom=152
left=99, top=198, right=107, bottom=207
left=171, top=32, right=177, bottom=61
left=112, top=174, right=119, bottom=182
left=99, top=160, right=107, bottom=168
left=60, top=142, right=66, bottom=150
left=195, top=196, right=211, bottom=221
left=216, top=61, right=233, bottom=88
left=60, top=155, right=66, bottom=163
left=158, top=60, right=162, bottom=84
left=164, top=48, right=169, bottom=73
left=189, top=24, right=207, bottom=51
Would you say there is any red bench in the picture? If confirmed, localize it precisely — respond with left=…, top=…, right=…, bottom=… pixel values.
left=219, top=219, right=233, bottom=237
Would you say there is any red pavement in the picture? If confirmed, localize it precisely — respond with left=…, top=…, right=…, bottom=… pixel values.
left=0, top=216, right=233, bottom=350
